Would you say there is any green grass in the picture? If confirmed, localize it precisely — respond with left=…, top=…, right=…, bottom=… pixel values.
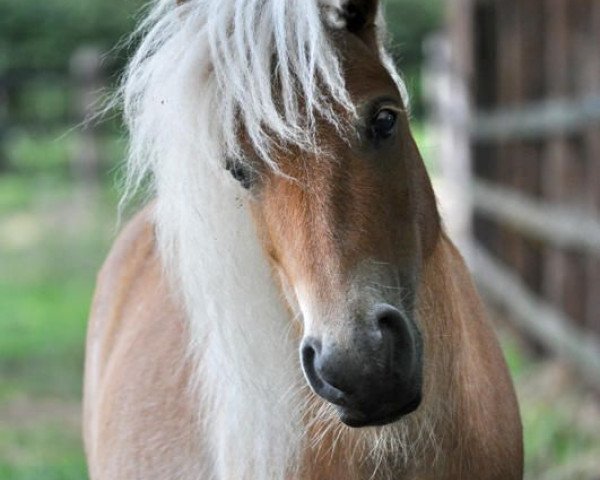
left=0, top=131, right=121, bottom=478
left=502, top=335, right=600, bottom=479
left=0, top=244, right=94, bottom=476
left=0, top=190, right=113, bottom=477
left=0, top=425, right=87, bottom=480
left=0, top=175, right=69, bottom=215
left=0, top=279, right=89, bottom=400
left=6, top=130, right=126, bottom=173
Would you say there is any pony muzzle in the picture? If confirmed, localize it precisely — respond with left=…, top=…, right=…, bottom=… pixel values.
left=300, top=304, right=423, bottom=428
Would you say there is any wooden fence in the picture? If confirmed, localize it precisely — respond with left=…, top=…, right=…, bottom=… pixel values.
left=429, top=0, right=600, bottom=387
left=0, top=46, right=108, bottom=189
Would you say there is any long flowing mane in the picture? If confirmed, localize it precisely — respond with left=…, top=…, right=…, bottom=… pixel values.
left=118, top=1, right=413, bottom=478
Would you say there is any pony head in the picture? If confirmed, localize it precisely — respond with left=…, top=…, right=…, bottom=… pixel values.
left=225, top=1, right=440, bottom=427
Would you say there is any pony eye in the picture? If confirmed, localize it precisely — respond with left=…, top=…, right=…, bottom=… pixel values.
left=371, top=109, right=397, bottom=140
left=226, top=160, right=254, bottom=189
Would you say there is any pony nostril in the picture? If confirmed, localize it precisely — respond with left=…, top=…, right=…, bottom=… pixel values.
left=301, top=339, right=348, bottom=406
left=301, top=340, right=327, bottom=393
left=372, top=304, right=418, bottom=371
left=374, top=305, right=405, bottom=334
left=301, top=343, right=320, bottom=388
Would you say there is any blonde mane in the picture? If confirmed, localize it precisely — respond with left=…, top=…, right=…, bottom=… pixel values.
left=118, top=1, right=412, bottom=478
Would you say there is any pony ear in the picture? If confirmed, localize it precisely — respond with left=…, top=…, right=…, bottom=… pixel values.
left=341, top=0, right=379, bottom=32
left=340, top=0, right=380, bottom=49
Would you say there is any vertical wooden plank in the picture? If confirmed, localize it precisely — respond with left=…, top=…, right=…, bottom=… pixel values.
left=516, top=0, right=544, bottom=294
left=427, top=0, right=474, bottom=255
left=70, top=47, right=103, bottom=190
left=542, top=0, right=569, bottom=315
left=581, top=1, right=600, bottom=334
left=495, top=0, right=537, bottom=289
left=0, top=80, right=7, bottom=171
left=447, top=0, right=475, bottom=86
left=564, top=2, right=588, bottom=207
left=564, top=2, right=589, bottom=326
left=542, top=0, right=586, bottom=325
left=495, top=0, right=519, bottom=272
left=487, top=0, right=546, bottom=353
left=472, top=0, right=501, bottom=261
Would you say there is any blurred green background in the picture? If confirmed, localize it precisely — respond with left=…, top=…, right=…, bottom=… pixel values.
left=0, top=0, right=598, bottom=479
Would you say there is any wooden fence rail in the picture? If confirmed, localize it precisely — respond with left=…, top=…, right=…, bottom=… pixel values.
left=473, top=180, right=600, bottom=254
left=472, top=95, right=600, bottom=141
left=473, top=246, right=600, bottom=387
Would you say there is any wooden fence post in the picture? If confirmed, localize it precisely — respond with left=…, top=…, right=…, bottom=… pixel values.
left=0, top=77, right=8, bottom=172
left=542, top=0, right=587, bottom=325
left=423, top=32, right=473, bottom=259
left=581, top=2, right=600, bottom=333
left=70, top=46, right=104, bottom=205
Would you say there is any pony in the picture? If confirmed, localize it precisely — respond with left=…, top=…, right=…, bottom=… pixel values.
left=83, top=0, right=523, bottom=478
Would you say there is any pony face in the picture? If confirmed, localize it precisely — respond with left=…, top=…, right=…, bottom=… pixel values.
left=242, top=22, right=440, bottom=428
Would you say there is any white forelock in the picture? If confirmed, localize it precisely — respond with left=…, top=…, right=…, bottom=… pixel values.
left=120, top=0, right=407, bottom=191
left=122, top=0, right=352, bottom=180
